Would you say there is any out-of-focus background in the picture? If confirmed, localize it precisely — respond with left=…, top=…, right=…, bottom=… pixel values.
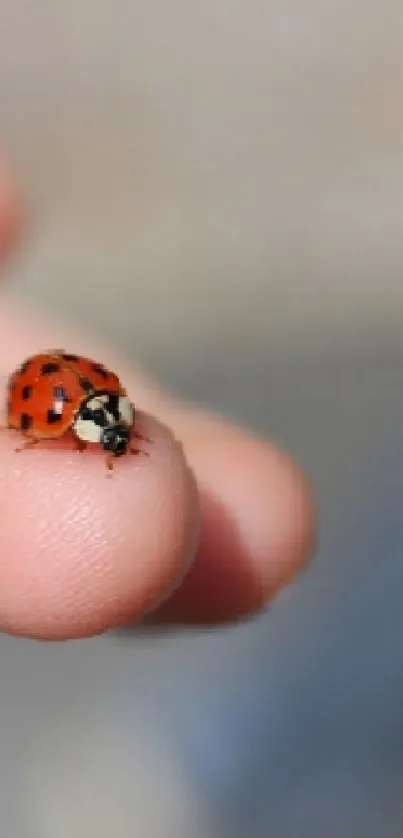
left=1, top=2, right=403, bottom=836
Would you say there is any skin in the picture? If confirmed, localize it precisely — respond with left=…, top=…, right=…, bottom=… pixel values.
left=0, top=161, right=316, bottom=640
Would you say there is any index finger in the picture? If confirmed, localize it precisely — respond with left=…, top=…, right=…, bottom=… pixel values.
left=0, top=398, right=199, bottom=639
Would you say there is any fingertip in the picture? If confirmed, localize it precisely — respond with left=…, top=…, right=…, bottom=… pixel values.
left=0, top=413, right=199, bottom=639
left=251, top=443, right=316, bottom=592
left=152, top=425, right=316, bottom=624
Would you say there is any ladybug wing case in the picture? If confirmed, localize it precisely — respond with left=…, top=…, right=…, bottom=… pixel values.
left=7, top=359, right=85, bottom=439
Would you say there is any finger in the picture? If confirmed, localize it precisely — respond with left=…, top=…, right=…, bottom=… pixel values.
left=0, top=303, right=199, bottom=639
left=0, top=410, right=198, bottom=640
left=148, top=412, right=315, bottom=624
left=0, top=299, right=315, bottom=633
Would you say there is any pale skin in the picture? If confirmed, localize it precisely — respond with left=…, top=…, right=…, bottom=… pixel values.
left=0, top=161, right=316, bottom=640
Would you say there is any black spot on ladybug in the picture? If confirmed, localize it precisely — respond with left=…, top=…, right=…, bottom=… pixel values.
left=62, top=353, right=79, bottom=362
left=19, top=359, right=31, bottom=375
left=47, top=409, right=63, bottom=424
left=79, top=404, right=107, bottom=427
left=22, top=385, right=33, bottom=400
left=79, top=377, right=93, bottom=393
left=92, top=363, right=108, bottom=379
left=106, top=394, right=120, bottom=420
left=79, top=406, right=92, bottom=421
left=92, top=408, right=107, bottom=427
left=20, top=413, right=33, bottom=431
left=53, top=385, right=71, bottom=402
left=41, top=362, right=60, bottom=376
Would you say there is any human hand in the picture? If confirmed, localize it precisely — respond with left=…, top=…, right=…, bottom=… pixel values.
left=0, top=162, right=315, bottom=640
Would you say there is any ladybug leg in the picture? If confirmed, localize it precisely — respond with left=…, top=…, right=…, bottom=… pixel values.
left=132, top=428, right=151, bottom=444
left=130, top=446, right=150, bottom=457
left=106, top=453, right=115, bottom=474
left=15, top=438, right=39, bottom=453
left=130, top=432, right=151, bottom=456
left=75, top=439, right=87, bottom=453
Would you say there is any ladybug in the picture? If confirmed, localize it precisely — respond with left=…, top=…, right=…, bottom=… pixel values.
left=6, top=350, right=148, bottom=471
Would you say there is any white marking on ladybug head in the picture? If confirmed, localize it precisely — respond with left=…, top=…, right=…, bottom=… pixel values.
left=116, top=395, right=133, bottom=427
left=73, top=394, right=134, bottom=445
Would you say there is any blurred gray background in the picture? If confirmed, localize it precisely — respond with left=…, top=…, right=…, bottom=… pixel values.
left=1, top=2, right=403, bottom=836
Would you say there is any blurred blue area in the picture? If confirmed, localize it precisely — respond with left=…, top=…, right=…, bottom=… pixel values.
left=159, top=457, right=403, bottom=837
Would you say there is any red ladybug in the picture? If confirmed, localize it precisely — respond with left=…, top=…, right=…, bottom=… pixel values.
left=6, top=350, right=147, bottom=471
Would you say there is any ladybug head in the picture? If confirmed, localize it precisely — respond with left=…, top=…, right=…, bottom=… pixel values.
left=101, top=424, right=130, bottom=456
